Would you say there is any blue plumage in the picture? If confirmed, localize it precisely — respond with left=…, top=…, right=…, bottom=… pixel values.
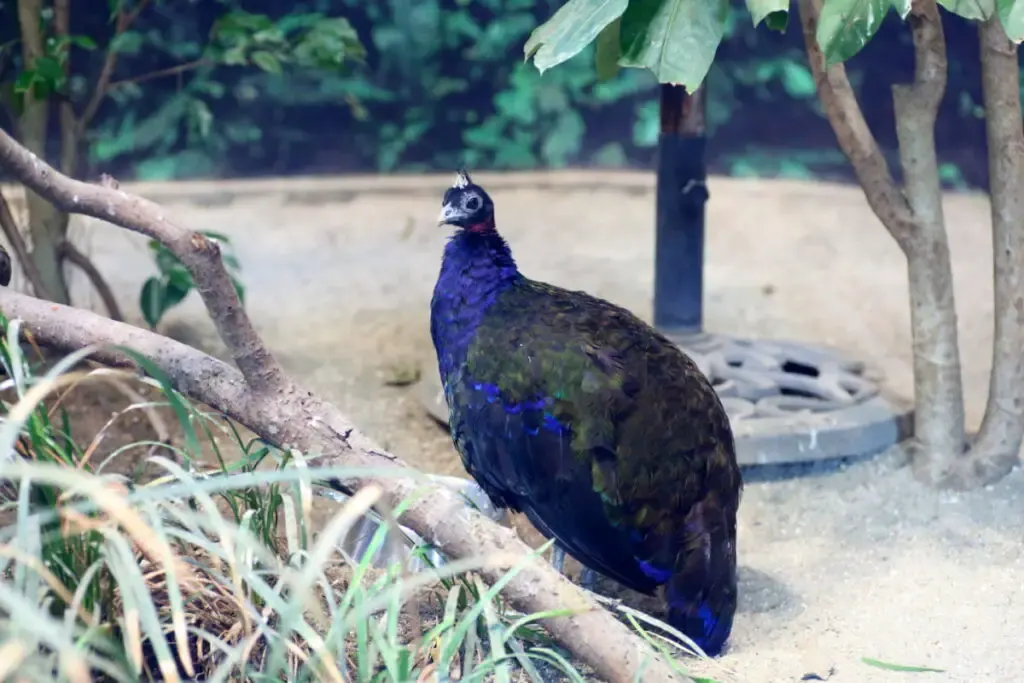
left=430, top=170, right=743, bottom=655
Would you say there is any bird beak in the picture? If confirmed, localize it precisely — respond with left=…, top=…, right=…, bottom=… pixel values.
left=437, top=202, right=459, bottom=226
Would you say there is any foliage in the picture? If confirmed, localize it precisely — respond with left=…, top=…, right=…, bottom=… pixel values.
left=0, top=0, right=362, bottom=318
left=0, top=314, right=601, bottom=681
left=80, top=5, right=365, bottom=179
left=140, top=231, right=245, bottom=330
left=0, top=0, right=1000, bottom=188
left=525, top=0, right=1024, bottom=86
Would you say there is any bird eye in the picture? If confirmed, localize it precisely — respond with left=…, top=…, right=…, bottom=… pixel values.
left=465, top=196, right=481, bottom=211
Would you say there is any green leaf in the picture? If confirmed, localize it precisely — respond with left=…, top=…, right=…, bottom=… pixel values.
left=68, top=35, right=97, bottom=50
left=524, top=0, right=629, bottom=74
left=231, top=277, right=246, bottom=304
left=861, top=657, right=945, bottom=674
left=200, top=230, right=232, bottom=243
left=764, top=10, right=790, bottom=31
left=165, top=266, right=194, bottom=296
left=251, top=50, right=282, bottom=74
left=112, top=346, right=201, bottom=459
left=595, top=18, right=622, bottom=81
left=997, top=0, right=1024, bottom=41
left=618, top=0, right=729, bottom=89
left=162, top=274, right=192, bottom=310
left=780, top=62, right=816, bottom=97
left=890, top=0, right=912, bottom=17
left=815, top=0, right=891, bottom=65
left=139, top=277, right=166, bottom=329
left=938, top=0, right=995, bottom=19
left=747, top=0, right=789, bottom=28
left=109, top=30, right=144, bottom=55
left=32, top=55, right=64, bottom=83
left=541, top=109, right=585, bottom=166
left=187, top=98, right=213, bottom=138
left=12, top=71, right=33, bottom=95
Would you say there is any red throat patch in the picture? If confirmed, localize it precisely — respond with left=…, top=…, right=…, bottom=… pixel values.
left=467, top=219, right=495, bottom=233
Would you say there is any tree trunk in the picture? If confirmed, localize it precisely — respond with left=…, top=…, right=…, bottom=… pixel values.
left=890, top=4, right=967, bottom=483
left=17, top=0, right=72, bottom=305
left=951, top=17, right=1024, bottom=488
left=799, top=0, right=980, bottom=485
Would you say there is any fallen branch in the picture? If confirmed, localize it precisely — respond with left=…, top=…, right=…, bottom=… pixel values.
left=57, top=240, right=125, bottom=322
left=0, top=128, right=689, bottom=683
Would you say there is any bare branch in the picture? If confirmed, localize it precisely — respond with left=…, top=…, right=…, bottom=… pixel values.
left=57, top=240, right=124, bottom=321
left=78, top=0, right=154, bottom=131
left=0, top=188, right=50, bottom=298
left=107, top=58, right=211, bottom=90
left=797, top=0, right=917, bottom=251
left=0, top=289, right=691, bottom=683
left=956, top=17, right=1024, bottom=487
left=0, top=127, right=284, bottom=393
left=17, top=0, right=45, bottom=61
left=53, top=0, right=80, bottom=177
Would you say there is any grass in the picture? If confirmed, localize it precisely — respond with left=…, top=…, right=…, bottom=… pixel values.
left=0, top=313, right=723, bottom=683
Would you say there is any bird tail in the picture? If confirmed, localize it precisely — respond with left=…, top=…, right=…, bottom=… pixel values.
left=665, top=506, right=738, bottom=657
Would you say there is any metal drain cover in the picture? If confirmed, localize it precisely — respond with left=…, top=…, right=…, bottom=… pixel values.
left=416, top=333, right=911, bottom=466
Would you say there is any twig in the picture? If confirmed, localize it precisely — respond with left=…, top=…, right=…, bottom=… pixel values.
left=57, top=240, right=124, bottom=321
left=107, top=59, right=211, bottom=90
left=958, top=17, right=1024, bottom=487
left=78, top=0, right=154, bottom=131
left=0, top=188, right=50, bottom=298
left=797, top=0, right=917, bottom=252
left=0, top=130, right=690, bottom=683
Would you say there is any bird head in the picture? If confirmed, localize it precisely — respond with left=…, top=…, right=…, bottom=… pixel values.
left=437, top=169, right=495, bottom=232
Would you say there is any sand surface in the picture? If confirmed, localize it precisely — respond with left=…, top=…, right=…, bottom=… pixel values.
left=20, top=170, right=1021, bottom=682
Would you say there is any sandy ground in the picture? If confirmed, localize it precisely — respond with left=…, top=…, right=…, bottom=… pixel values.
left=13, top=171, right=1022, bottom=682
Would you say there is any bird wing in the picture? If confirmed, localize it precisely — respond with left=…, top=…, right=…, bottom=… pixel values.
left=450, top=279, right=740, bottom=592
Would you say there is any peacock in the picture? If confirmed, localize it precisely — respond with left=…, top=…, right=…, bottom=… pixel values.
left=429, top=170, right=743, bottom=655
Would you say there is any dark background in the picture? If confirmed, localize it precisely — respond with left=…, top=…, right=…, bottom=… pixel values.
left=0, top=0, right=997, bottom=189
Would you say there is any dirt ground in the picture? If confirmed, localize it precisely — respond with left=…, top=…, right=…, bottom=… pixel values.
left=12, top=171, right=1022, bottom=682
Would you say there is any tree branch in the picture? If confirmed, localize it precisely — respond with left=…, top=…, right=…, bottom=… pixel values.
left=0, top=133, right=689, bottom=683
left=53, top=0, right=80, bottom=177
left=797, top=0, right=918, bottom=251
left=956, top=17, right=1024, bottom=487
left=57, top=240, right=124, bottom=321
left=0, top=188, right=50, bottom=298
left=106, top=58, right=211, bottom=90
left=0, top=127, right=283, bottom=393
left=77, top=0, right=154, bottom=131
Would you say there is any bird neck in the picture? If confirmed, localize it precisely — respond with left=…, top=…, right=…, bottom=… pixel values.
left=431, top=229, right=520, bottom=376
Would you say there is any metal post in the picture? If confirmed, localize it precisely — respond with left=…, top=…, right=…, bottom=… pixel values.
left=653, top=83, right=708, bottom=335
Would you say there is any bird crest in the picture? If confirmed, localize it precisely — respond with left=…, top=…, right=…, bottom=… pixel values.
left=453, top=169, right=472, bottom=189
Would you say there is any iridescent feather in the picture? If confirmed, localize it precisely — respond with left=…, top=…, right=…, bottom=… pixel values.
left=430, top=171, right=742, bottom=655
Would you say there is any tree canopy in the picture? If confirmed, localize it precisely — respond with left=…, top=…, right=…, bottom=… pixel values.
left=525, top=0, right=1024, bottom=88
